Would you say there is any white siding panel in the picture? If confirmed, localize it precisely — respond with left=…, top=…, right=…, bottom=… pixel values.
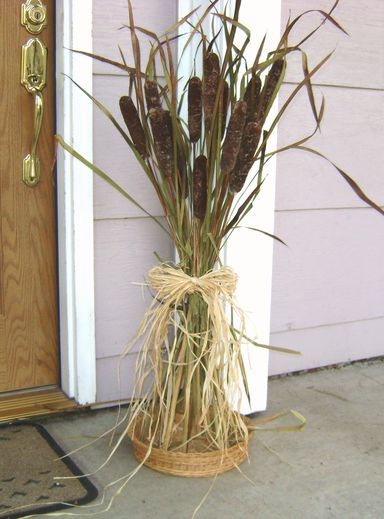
left=269, top=317, right=384, bottom=375
left=275, top=85, right=384, bottom=211
left=270, top=209, right=384, bottom=333
left=93, top=76, right=163, bottom=219
left=96, top=353, right=137, bottom=403
left=271, top=0, right=384, bottom=375
left=281, top=0, right=384, bottom=89
left=94, top=217, right=173, bottom=359
left=93, top=0, right=177, bottom=75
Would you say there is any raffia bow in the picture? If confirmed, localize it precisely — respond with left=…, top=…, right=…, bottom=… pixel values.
left=123, top=264, right=249, bottom=452
left=148, top=264, right=238, bottom=299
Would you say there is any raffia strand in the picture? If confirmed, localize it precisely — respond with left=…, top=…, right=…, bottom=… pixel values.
left=122, top=264, right=248, bottom=454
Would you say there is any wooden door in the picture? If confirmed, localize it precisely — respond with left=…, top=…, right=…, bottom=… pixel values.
left=0, top=0, right=59, bottom=393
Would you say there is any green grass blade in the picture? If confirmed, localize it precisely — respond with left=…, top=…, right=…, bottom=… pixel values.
left=56, top=135, right=170, bottom=236
left=293, top=146, right=384, bottom=216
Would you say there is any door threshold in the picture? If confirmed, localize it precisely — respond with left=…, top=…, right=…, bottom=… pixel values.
left=0, top=387, right=80, bottom=422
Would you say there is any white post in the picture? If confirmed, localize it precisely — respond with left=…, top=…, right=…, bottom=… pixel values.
left=56, top=0, right=96, bottom=404
left=225, top=0, right=281, bottom=413
left=178, top=1, right=281, bottom=413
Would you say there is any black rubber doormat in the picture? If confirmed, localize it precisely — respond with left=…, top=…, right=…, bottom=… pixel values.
left=0, top=422, right=98, bottom=518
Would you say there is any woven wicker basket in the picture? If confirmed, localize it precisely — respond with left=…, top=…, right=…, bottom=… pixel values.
left=128, top=416, right=251, bottom=477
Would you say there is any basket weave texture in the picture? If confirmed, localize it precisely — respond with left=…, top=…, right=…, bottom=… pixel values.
left=128, top=416, right=251, bottom=478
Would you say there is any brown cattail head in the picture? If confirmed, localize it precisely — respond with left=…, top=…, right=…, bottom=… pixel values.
left=229, top=121, right=262, bottom=193
left=119, top=96, right=148, bottom=158
left=188, top=76, right=202, bottom=143
left=258, top=58, right=284, bottom=122
left=149, top=108, right=173, bottom=177
left=203, top=52, right=220, bottom=132
left=193, top=155, right=207, bottom=219
left=220, top=81, right=230, bottom=137
left=220, top=100, right=247, bottom=174
left=244, top=74, right=262, bottom=123
left=144, top=79, right=162, bottom=111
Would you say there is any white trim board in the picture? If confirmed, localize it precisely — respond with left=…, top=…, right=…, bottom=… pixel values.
left=224, top=0, right=281, bottom=413
left=178, top=0, right=281, bottom=413
left=56, top=0, right=96, bottom=405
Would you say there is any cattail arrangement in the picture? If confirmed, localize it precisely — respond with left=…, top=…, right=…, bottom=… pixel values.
left=58, top=0, right=383, bottom=481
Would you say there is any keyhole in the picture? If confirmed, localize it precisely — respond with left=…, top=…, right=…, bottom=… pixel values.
left=28, top=74, right=40, bottom=87
left=30, top=8, right=45, bottom=24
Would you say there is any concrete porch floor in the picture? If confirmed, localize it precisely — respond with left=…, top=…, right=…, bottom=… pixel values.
left=38, top=360, right=383, bottom=518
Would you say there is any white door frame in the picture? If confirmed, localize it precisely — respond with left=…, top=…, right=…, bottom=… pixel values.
left=56, top=0, right=96, bottom=405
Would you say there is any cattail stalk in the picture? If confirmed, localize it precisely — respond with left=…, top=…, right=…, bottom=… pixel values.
left=144, top=79, right=162, bottom=110
left=203, top=52, right=220, bottom=132
left=220, top=101, right=247, bottom=174
left=177, top=150, right=188, bottom=199
left=229, top=122, right=262, bottom=193
left=119, top=96, right=148, bottom=158
left=149, top=108, right=173, bottom=177
left=193, top=155, right=207, bottom=219
left=220, top=81, right=229, bottom=137
left=188, top=77, right=202, bottom=143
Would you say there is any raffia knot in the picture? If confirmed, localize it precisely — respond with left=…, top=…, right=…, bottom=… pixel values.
left=147, top=264, right=238, bottom=301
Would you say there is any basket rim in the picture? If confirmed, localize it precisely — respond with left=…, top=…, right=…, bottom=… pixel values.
left=127, top=413, right=252, bottom=458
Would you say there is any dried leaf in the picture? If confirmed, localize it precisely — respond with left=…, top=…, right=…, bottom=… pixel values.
left=294, top=145, right=384, bottom=216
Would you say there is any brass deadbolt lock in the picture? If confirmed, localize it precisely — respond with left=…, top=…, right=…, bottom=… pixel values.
left=21, top=0, right=47, bottom=34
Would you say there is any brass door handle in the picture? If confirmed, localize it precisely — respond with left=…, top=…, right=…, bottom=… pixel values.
left=21, top=37, right=47, bottom=187
left=24, top=91, right=44, bottom=187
